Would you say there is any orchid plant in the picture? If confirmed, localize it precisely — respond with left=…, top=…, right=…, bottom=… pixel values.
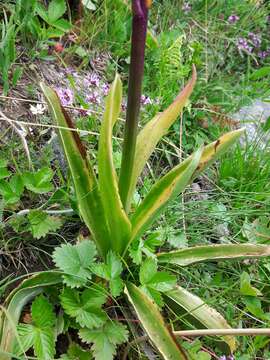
left=1, top=1, right=270, bottom=359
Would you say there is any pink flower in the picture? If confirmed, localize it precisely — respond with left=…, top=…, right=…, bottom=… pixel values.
left=55, top=87, right=74, bottom=106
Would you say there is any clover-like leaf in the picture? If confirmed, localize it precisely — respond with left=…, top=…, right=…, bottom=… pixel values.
left=53, top=240, right=96, bottom=287
left=60, top=286, right=107, bottom=329
left=91, top=251, right=124, bottom=297
left=23, top=167, right=54, bottom=194
left=79, top=320, right=128, bottom=360
left=28, top=210, right=63, bottom=239
left=139, top=258, right=176, bottom=307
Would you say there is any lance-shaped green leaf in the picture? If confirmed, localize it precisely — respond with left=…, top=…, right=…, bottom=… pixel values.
left=165, top=286, right=236, bottom=352
left=130, top=147, right=202, bottom=247
left=40, top=83, right=110, bottom=257
left=125, top=282, right=188, bottom=360
left=0, top=271, right=62, bottom=360
left=130, top=128, right=244, bottom=248
left=98, top=75, right=131, bottom=254
left=157, top=244, right=270, bottom=266
left=124, top=66, right=197, bottom=211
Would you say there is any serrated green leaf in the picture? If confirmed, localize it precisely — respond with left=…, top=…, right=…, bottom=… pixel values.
left=15, top=324, right=35, bottom=355
left=23, top=167, right=53, bottom=194
left=36, top=3, right=49, bottom=22
left=1, top=271, right=62, bottom=360
left=106, top=251, right=123, bottom=280
left=79, top=320, right=128, bottom=360
left=33, top=326, right=55, bottom=360
left=125, top=283, right=188, bottom=359
left=139, top=258, right=157, bottom=284
left=15, top=295, right=56, bottom=360
left=60, top=287, right=107, bottom=329
left=28, top=210, right=63, bottom=239
left=129, top=233, right=163, bottom=265
left=240, top=271, right=262, bottom=297
left=0, top=175, right=24, bottom=204
left=41, top=83, right=111, bottom=258
left=53, top=240, right=96, bottom=287
left=32, top=294, right=56, bottom=328
left=92, top=251, right=124, bottom=297
left=98, top=74, right=131, bottom=254
left=139, top=258, right=176, bottom=307
left=60, top=343, right=93, bottom=360
left=140, top=284, right=164, bottom=307
left=165, top=285, right=236, bottom=352
left=48, top=0, right=66, bottom=22
left=158, top=244, right=270, bottom=266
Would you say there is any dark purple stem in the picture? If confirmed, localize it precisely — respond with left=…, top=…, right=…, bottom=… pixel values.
left=119, top=0, right=150, bottom=211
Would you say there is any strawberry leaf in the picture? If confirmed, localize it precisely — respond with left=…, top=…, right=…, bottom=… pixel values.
left=28, top=210, right=63, bottom=239
left=60, top=286, right=107, bottom=329
left=15, top=295, right=56, bottom=360
left=139, top=258, right=176, bottom=307
left=0, top=174, right=24, bottom=204
left=23, top=167, right=53, bottom=194
left=53, top=240, right=96, bottom=287
left=79, top=320, right=128, bottom=360
left=91, top=251, right=124, bottom=297
left=60, top=343, right=93, bottom=359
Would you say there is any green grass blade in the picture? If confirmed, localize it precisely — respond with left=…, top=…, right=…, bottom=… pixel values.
left=125, top=282, right=188, bottom=360
left=165, top=285, right=236, bottom=352
left=0, top=271, right=62, bottom=360
left=157, top=244, right=270, bottom=266
left=98, top=74, right=131, bottom=254
left=125, top=66, right=197, bottom=211
left=41, top=83, right=111, bottom=257
left=130, top=147, right=202, bottom=246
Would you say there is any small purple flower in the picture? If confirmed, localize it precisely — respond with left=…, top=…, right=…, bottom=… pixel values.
left=102, top=83, right=110, bottom=96
left=248, top=32, right=261, bottom=48
left=86, top=91, right=101, bottom=105
left=228, top=14, right=239, bottom=24
left=121, top=101, right=127, bottom=112
left=56, top=87, right=74, bottom=106
left=219, top=357, right=226, bottom=360
left=182, top=2, right=191, bottom=13
left=85, top=73, right=100, bottom=87
left=141, top=95, right=152, bottom=105
left=236, top=37, right=253, bottom=53
left=218, top=356, right=234, bottom=360
left=258, top=49, right=270, bottom=59
left=267, top=15, right=270, bottom=24
left=78, top=107, right=91, bottom=117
